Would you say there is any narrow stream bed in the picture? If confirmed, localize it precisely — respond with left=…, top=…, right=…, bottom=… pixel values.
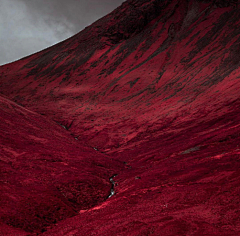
left=108, top=175, right=117, bottom=198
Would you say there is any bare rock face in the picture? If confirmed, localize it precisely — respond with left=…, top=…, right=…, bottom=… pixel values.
left=0, top=0, right=240, bottom=235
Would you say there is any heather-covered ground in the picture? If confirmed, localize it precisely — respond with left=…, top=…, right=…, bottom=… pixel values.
left=0, top=0, right=240, bottom=235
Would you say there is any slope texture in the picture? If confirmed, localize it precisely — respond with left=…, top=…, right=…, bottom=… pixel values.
left=0, top=0, right=240, bottom=235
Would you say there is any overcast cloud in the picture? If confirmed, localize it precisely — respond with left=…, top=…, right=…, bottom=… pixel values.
left=0, top=0, right=124, bottom=65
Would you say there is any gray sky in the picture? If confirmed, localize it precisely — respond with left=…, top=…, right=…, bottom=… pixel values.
left=0, top=0, right=124, bottom=65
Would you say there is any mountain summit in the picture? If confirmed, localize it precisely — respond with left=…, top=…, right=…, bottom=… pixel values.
left=0, top=0, right=240, bottom=235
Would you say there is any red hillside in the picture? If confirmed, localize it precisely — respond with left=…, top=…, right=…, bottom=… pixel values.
left=0, top=0, right=240, bottom=235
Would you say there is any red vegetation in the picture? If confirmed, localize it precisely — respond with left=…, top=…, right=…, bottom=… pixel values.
left=0, top=0, right=240, bottom=235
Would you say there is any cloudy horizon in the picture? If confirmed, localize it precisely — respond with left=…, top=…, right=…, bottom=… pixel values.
left=0, top=0, right=124, bottom=65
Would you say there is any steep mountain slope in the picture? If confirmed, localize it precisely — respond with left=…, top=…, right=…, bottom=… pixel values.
left=0, top=0, right=239, bottom=153
left=0, top=0, right=240, bottom=235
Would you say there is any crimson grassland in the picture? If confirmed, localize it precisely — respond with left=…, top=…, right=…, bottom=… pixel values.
left=0, top=0, right=240, bottom=235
